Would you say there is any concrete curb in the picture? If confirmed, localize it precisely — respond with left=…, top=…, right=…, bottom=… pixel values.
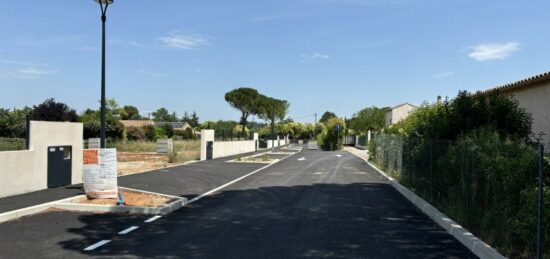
left=0, top=187, right=188, bottom=223
left=52, top=187, right=187, bottom=215
left=0, top=195, right=80, bottom=224
left=346, top=149, right=506, bottom=259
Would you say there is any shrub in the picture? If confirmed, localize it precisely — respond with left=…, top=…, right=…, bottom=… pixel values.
left=142, top=125, right=155, bottom=141
left=126, top=126, right=144, bottom=141
left=412, top=128, right=546, bottom=257
left=84, top=121, right=100, bottom=139
left=316, top=117, right=345, bottom=150
left=83, top=120, right=123, bottom=140
left=160, top=123, right=174, bottom=138
left=154, top=127, right=166, bottom=140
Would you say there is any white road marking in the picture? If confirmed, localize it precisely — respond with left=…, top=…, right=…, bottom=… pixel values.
left=83, top=240, right=111, bottom=251
left=298, top=157, right=306, bottom=161
left=188, top=149, right=299, bottom=204
left=144, top=215, right=162, bottom=223
left=335, top=154, right=343, bottom=158
left=118, top=226, right=139, bottom=235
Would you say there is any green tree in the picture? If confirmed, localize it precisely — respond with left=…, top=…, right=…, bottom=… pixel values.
left=190, top=111, right=200, bottom=128
left=225, top=87, right=262, bottom=138
left=316, top=117, right=345, bottom=150
left=152, top=108, right=177, bottom=122
left=257, top=96, right=289, bottom=143
left=319, top=111, right=337, bottom=123
left=31, top=98, right=79, bottom=122
left=121, top=105, right=140, bottom=120
left=349, top=106, right=386, bottom=133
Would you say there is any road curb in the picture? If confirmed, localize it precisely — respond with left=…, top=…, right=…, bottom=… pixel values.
left=0, top=187, right=188, bottom=224
left=52, top=187, right=187, bottom=215
left=346, top=149, right=505, bottom=259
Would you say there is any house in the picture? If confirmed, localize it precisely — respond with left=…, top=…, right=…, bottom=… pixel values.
left=154, top=121, right=193, bottom=131
left=119, top=120, right=154, bottom=128
left=385, top=103, right=416, bottom=126
left=478, top=71, right=550, bottom=149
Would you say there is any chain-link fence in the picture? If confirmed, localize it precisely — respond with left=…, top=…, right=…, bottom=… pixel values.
left=0, top=137, right=26, bottom=151
left=370, top=133, right=549, bottom=257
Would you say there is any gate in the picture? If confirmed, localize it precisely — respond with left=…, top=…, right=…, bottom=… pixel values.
left=47, top=146, right=72, bottom=188
left=206, top=141, right=213, bottom=160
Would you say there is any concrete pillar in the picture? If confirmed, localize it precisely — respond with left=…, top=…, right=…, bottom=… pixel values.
left=367, top=130, right=372, bottom=144
left=253, top=133, right=259, bottom=151
left=200, top=129, right=215, bottom=161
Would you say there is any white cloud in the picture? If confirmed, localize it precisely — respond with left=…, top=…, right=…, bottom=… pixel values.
left=1, top=59, right=44, bottom=67
left=138, top=69, right=165, bottom=77
left=157, top=33, right=207, bottom=49
left=0, top=59, right=56, bottom=79
left=126, top=41, right=143, bottom=47
left=0, top=67, right=56, bottom=79
left=468, top=42, right=519, bottom=61
left=302, top=52, right=330, bottom=60
left=18, top=67, right=57, bottom=79
left=432, top=72, right=455, bottom=79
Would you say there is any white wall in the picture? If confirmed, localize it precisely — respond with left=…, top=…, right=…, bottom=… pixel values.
left=385, top=104, right=416, bottom=126
left=213, top=141, right=256, bottom=158
left=0, top=121, right=83, bottom=198
left=201, top=130, right=259, bottom=160
left=505, top=81, right=550, bottom=149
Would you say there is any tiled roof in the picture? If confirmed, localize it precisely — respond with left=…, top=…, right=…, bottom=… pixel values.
left=386, top=103, right=417, bottom=111
left=477, top=71, right=550, bottom=95
left=154, top=121, right=192, bottom=130
left=119, top=120, right=154, bottom=128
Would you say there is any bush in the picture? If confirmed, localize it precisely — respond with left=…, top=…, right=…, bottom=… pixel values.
left=83, top=120, right=123, bottom=140
left=154, top=127, right=166, bottom=140
left=316, top=118, right=345, bottom=150
left=142, top=125, right=155, bottom=141
left=160, top=124, right=174, bottom=138
left=83, top=121, right=100, bottom=139
left=390, top=91, right=533, bottom=142
left=126, top=126, right=144, bottom=141
left=369, top=129, right=549, bottom=257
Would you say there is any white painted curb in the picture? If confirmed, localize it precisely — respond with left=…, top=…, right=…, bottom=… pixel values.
left=346, top=149, right=506, bottom=259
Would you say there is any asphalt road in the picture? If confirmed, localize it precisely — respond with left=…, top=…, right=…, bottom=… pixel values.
left=0, top=148, right=476, bottom=258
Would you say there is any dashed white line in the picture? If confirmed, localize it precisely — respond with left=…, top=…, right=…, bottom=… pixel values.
left=144, top=215, right=162, bottom=223
left=83, top=240, right=111, bottom=251
left=118, top=226, right=139, bottom=235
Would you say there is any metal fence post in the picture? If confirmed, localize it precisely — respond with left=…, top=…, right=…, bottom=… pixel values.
left=537, top=143, right=544, bottom=259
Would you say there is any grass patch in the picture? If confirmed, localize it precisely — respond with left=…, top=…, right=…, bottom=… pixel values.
left=108, top=140, right=200, bottom=163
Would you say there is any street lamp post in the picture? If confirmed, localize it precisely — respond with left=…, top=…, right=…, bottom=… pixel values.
left=95, top=0, right=113, bottom=148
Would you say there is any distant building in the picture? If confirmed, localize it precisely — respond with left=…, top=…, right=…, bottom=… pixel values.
left=478, top=71, right=550, bottom=149
left=385, top=103, right=416, bottom=126
left=154, top=121, right=193, bottom=131
left=119, top=120, right=154, bottom=128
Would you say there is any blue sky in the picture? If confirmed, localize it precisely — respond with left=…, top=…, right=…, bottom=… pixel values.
left=1, top=0, right=549, bottom=123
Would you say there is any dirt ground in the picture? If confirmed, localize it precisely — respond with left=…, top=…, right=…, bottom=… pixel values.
left=80, top=190, right=172, bottom=207
left=117, top=151, right=198, bottom=176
